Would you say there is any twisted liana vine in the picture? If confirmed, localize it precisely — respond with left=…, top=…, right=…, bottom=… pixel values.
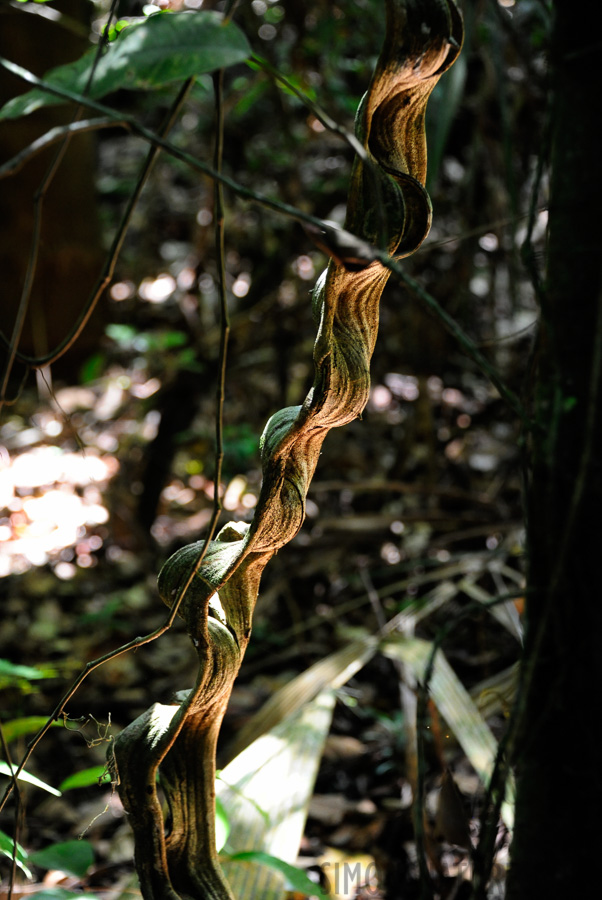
left=110, top=3, right=463, bottom=898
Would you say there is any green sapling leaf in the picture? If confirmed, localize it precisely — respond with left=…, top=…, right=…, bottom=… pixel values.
left=0, top=11, right=250, bottom=121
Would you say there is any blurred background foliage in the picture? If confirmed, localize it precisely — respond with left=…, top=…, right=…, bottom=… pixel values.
left=0, top=0, right=548, bottom=896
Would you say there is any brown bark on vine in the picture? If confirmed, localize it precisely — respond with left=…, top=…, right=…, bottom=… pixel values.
left=110, top=4, right=463, bottom=899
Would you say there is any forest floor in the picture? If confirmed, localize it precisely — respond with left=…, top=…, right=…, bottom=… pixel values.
left=0, top=318, right=524, bottom=899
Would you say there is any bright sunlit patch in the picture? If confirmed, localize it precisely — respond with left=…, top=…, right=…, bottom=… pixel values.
left=54, top=561, right=77, bottom=580
left=241, top=492, right=257, bottom=510
left=479, top=232, right=499, bottom=252
left=208, top=592, right=227, bottom=626
left=370, top=384, right=392, bottom=411
left=43, top=419, right=63, bottom=437
left=0, top=447, right=116, bottom=573
left=305, top=498, right=319, bottom=519
left=385, top=372, right=419, bottom=401
left=177, top=266, right=196, bottom=290
left=469, top=274, right=489, bottom=297
left=138, top=273, right=176, bottom=303
left=110, top=280, right=135, bottom=301
left=380, top=542, right=401, bottom=564
left=259, top=20, right=278, bottom=38
left=131, top=378, right=161, bottom=400
left=442, top=388, right=464, bottom=407
left=196, top=208, right=213, bottom=227
left=232, top=274, right=251, bottom=298
left=223, top=475, right=247, bottom=511
left=293, top=255, right=315, bottom=281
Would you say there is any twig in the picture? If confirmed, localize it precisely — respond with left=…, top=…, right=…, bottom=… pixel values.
left=250, top=53, right=369, bottom=165
left=0, top=720, right=21, bottom=900
left=380, top=256, right=532, bottom=428
left=250, top=53, right=388, bottom=248
left=1, top=77, right=193, bottom=370
left=414, top=592, right=526, bottom=895
left=358, top=564, right=387, bottom=632
left=520, top=107, right=550, bottom=305
left=223, top=0, right=241, bottom=23
left=415, top=680, right=434, bottom=900
left=211, top=68, right=229, bottom=528
left=0, top=117, right=127, bottom=179
left=153, top=69, right=234, bottom=646
left=0, top=56, right=338, bottom=231
left=470, top=725, right=513, bottom=899
left=0, top=69, right=234, bottom=823
left=418, top=207, right=548, bottom=253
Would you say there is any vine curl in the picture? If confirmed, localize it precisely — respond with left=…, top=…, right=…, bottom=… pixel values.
left=111, top=4, right=463, bottom=899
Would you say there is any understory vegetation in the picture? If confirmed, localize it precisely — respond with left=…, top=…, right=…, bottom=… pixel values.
left=1, top=1, right=584, bottom=898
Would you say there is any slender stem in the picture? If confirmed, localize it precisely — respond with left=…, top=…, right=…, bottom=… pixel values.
left=250, top=53, right=369, bottom=164
left=0, top=720, right=20, bottom=900
left=212, top=68, right=229, bottom=527
left=381, top=256, right=532, bottom=428
left=520, top=101, right=550, bottom=305
left=413, top=592, right=526, bottom=895
left=0, top=72, right=237, bottom=817
left=0, top=118, right=127, bottom=179
left=1, top=78, right=193, bottom=370
left=0, top=203, right=42, bottom=411
left=0, top=56, right=345, bottom=234
left=250, top=53, right=388, bottom=248
left=415, top=683, right=433, bottom=900
left=223, top=0, right=241, bottom=23
left=162, top=70, right=233, bottom=636
left=420, top=208, right=547, bottom=253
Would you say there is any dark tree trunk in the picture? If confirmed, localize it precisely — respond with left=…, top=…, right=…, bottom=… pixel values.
left=507, top=2, right=602, bottom=896
left=0, top=0, right=104, bottom=378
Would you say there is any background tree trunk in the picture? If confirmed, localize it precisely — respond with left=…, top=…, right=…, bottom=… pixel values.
left=507, top=2, right=602, bottom=895
left=0, top=0, right=104, bottom=378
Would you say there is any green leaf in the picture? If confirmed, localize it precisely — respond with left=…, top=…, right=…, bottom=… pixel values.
left=30, top=840, right=94, bottom=878
left=79, top=352, right=106, bottom=384
left=215, top=795, right=230, bottom=852
left=0, top=11, right=251, bottom=121
left=26, top=891, right=90, bottom=900
left=218, top=692, right=337, bottom=900
left=158, top=330, right=188, bottom=350
left=0, top=761, right=61, bottom=796
left=225, top=851, right=328, bottom=900
left=1, top=716, right=61, bottom=743
left=0, top=658, right=52, bottom=683
left=0, top=828, right=32, bottom=879
left=105, top=323, right=137, bottom=346
left=59, top=765, right=111, bottom=792
left=105, top=20, right=131, bottom=43
left=382, top=636, right=515, bottom=828
left=228, top=635, right=377, bottom=759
